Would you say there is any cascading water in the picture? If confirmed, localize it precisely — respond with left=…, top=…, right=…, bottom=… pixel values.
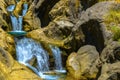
left=15, top=37, right=49, bottom=73
left=50, top=45, right=63, bottom=70
left=7, top=1, right=66, bottom=79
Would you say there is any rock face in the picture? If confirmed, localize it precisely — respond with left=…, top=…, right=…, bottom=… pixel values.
left=98, top=42, right=120, bottom=80
left=0, top=28, right=15, bottom=57
left=66, top=45, right=99, bottom=80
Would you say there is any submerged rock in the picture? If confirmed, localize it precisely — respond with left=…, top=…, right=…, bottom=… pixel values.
left=66, top=45, right=99, bottom=80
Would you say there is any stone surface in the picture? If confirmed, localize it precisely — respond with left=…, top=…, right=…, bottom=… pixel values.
left=0, top=28, right=15, bottom=56
left=66, top=45, right=99, bottom=80
left=100, top=41, right=120, bottom=63
left=97, top=41, right=120, bottom=80
left=27, top=0, right=85, bottom=52
left=98, top=62, right=120, bottom=80
left=74, top=1, right=117, bottom=52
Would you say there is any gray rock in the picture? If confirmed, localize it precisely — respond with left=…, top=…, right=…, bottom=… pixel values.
left=73, top=1, right=118, bottom=52
left=66, top=45, right=99, bottom=80
left=98, top=62, right=120, bottom=80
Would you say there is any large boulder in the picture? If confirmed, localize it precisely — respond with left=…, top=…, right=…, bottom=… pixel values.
left=66, top=45, right=99, bottom=80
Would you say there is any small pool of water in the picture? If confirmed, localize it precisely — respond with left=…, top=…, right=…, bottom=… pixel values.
left=8, top=31, right=27, bottom=37
left=40, top=70, right=67, bottom=80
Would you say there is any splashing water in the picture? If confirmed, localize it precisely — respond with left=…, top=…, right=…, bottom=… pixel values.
left=7, top=2, right=65, bottom=79
left=15, top=37, right=49, bottom=72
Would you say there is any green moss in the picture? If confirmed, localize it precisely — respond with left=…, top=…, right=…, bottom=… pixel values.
left=104, top=9, right=120, bottom=28
left=110, top=26, right=120, bottom=41
left=104, top=7, right=120, bottom=41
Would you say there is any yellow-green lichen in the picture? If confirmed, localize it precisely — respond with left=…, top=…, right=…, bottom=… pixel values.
left=110, top=26, right=120, bottom=41
left=104, top=7, right=120, bottom=41
left=104, top=9, right=120, bottom=28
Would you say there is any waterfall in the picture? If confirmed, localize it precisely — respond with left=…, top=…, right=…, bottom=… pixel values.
left=15, top=37, right=49, bottom=72
left=7, top=2, right=65, bottom=79
left=50, top=45, right=63, bottom=70
left=7, top=3, right=28, bottom=31
left=10, top=15, right=23, bottom=31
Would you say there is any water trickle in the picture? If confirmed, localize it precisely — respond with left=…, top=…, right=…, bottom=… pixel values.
left=10, top=15, right=23, bottom=31
left=22, top=4, right=28, bottom=16
left=7, top=3, right=28, bottom=31
left=50, top=45, right=63, bottom=70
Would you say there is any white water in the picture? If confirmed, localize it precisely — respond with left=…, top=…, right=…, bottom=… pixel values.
left=7, top=3, right=65, bottom=79
left=7, top=3, right=28, bottom=31
left=15, top=37, right=49, bottom=72
left=50, top=45, right=63, bottom=70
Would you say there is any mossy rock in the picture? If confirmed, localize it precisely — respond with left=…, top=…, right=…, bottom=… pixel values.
left=104, top=3, right=120, bottom=41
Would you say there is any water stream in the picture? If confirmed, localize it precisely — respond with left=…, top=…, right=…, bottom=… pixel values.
left=50, top=45, right=63, bottom=70
left=7, top=2, right=66, bottom=80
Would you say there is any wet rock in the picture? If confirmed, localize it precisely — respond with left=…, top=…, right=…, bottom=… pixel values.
left=9, top=61, right=41, bottom=80
left=0, top=46, right=41, bottom=80
left=26, top=28, right=69, bottom=49
left=66, top=45, right=99, bottom=80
